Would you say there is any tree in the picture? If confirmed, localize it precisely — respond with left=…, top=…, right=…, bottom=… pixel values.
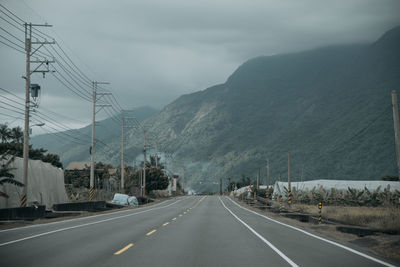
left=10, top=126, right=23, bottom=144
left=0, top=154, right=24, bottom=198
left=0, top=124, right=10, bottom=143
left=0, top=124, right=63, bottom=168
left=145, top=166, right=169, bottom=192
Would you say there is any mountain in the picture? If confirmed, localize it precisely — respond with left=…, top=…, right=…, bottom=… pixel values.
left=138, top=26, right=400, bottom=191
left=34, top=26, right=400, bottom=192
left=31, top=106, right=159, bottom=166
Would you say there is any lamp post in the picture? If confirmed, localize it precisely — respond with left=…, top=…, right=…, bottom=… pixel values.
left=29, top=122, right=45, bottom=135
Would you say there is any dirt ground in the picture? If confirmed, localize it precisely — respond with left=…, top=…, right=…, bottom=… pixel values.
left=234, top=198, right=400, bottom=264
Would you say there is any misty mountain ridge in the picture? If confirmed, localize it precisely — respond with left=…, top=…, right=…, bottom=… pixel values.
left=34, top=26, right=400, bottom=191
left=31, top=106, right=159, bottom=166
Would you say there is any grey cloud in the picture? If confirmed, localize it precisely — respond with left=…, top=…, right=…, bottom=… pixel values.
left=1, top=0, right=400, bottom=128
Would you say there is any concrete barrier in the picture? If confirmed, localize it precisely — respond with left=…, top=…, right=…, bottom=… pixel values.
left=52, top=201, right=106, bottom=212
left=0, top=205, right=46, bottom=220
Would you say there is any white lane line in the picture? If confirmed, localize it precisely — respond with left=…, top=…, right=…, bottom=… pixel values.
left=226, top=197, right=395, bottom=267
left=0, top=197, right=186, bottom=233
left=0, top=199, right=182, bottom=247
left=219, top=197, right=298, bottom=267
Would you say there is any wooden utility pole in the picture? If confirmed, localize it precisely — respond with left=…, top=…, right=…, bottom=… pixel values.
left=90, top=81, right=110, bottom=201
left=288, top=152, right=292, bottom=205
left=90, top=82, right=96, bottom=201
left=121, top=112, right=125, bottom=194
left=392, top=90, right=400, bottom=179
left=288, top=152, right=291, bottom=192
left=266, top=159, right=270, bottom=189
left=21, top=23, right=31, bottom=208
left=143, top=130, right=147, bottom=197
left=182, top=168, right=185, bottom=194
left=21, top=22, right=54, bottom=207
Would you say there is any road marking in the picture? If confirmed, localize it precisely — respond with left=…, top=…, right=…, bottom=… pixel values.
left=192, top=196, right=207, bottom=209
left=226, top=197, right=396, bottom=267
left=219, top=197, right=298, bottom=267
left=146, top=229, right=157, bottom=236
left=172, top=217, right=177, bottom=221
left=114, top=243, right=134, bottom=255
left=183, top=212, right=187, bottom=214
left=162, top=222, right=169, bottom=226
left=179, top=214, right=183, bottom=217
left=0, top=197, right=185, bottom=233
left=0, top=200, right=182, bottom=247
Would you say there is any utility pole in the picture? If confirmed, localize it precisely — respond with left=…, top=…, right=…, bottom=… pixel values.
left=257, top=168, right=260, bottom=189
left=288, top=152, right=292, bottom=205
left=89, top=82, right=96, bottom=201
left=288, top=152, right=291, bottom=191
left=392, top=90, right=400, bottom=179
left=143, top=130, right=147, bottom=197
left=266, top=159, right=270, bottom=189
left=21, top=23, right=54, bottom=207
left=182, top=168, right=185, bottom=194
left=90, top=81, right=110, bottom=201
left=121, top=111, right=125, bottom=194
left=155, top=142, right=158, bottom=167
left=220, top=177, right=222, bottom=195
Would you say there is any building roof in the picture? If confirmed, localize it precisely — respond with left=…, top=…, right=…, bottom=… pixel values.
left=65, top=162, right=90, bottom=171
left=108, top=168, right=117, bottom=175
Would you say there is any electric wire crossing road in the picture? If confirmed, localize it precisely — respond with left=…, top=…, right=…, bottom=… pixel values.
left=0, top=196, right=396, bottom=267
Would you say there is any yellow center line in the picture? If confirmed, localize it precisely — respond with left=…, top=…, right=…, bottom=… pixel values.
left=162, top=222, right=169, bottom=226
left=146, top=229, right=157, bottom=236
left=114, top=243, right=134, bottom=255
left=172, top=217, right=177, bottom=221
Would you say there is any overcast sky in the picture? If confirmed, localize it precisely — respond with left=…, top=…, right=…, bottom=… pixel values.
left=1, top=0, right=400, bottom=132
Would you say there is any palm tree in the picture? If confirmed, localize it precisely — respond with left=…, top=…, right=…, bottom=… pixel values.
left=0, top=154, right=24, bottom=198
left=10, top=126, right=23, bottom=144
left=0, top=124, right=10, bottom=143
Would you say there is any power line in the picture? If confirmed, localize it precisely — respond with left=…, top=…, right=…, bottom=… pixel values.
left=51, top=67, right=92, bottom=101
left=0, top=39, right=24, bottom=53
left=0, top=4, right=24, bottom=22
left=0, top=25, right=24, bottom=44
left=48, top=44, right=92, bottom=89
left=0, top=34, right=25, bottom=50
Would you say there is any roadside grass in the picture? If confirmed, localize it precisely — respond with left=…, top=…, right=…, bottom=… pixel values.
left=292, top=204, right=400, bottom=232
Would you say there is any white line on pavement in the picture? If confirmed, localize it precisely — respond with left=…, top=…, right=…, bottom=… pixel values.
left=0, top=199, right=182, bottom=247
left=226, top=197, right=395, bottom=267
left=0, top=197, right=187, bottom=233
left=219, top=197, right=298, bottom=267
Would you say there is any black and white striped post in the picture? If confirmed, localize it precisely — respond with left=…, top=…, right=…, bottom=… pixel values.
left=318, top=201, right=322, bottom=224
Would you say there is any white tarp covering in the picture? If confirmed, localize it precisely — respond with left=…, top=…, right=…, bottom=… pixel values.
left=0, top=157, right=68, bottom=209
left=233, top=180, right=400, bottom=197
left=112, top=193, right=138, bottom=206
left=112, top=193, right=129, bottom=205
left=127, top=196, right=138, bottom=206
left=273, top=180, right=400, bottom=196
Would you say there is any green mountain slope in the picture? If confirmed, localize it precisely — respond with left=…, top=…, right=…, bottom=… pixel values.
left=140, top=26, right=400, bottom=191
left=33, top=27, right=400, bottom=192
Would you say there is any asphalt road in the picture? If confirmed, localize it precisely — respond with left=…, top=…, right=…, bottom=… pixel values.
left=0, top=196, right=397, bottom=267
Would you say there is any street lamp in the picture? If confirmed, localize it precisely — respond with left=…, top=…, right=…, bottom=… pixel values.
left=29, top=122, right=45, bottom=134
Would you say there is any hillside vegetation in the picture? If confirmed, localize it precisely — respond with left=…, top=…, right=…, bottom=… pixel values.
left=33, top=27, right=400, bottom=192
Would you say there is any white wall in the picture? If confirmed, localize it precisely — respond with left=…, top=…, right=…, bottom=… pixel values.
left=0, top=157, right=68, bottom=209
